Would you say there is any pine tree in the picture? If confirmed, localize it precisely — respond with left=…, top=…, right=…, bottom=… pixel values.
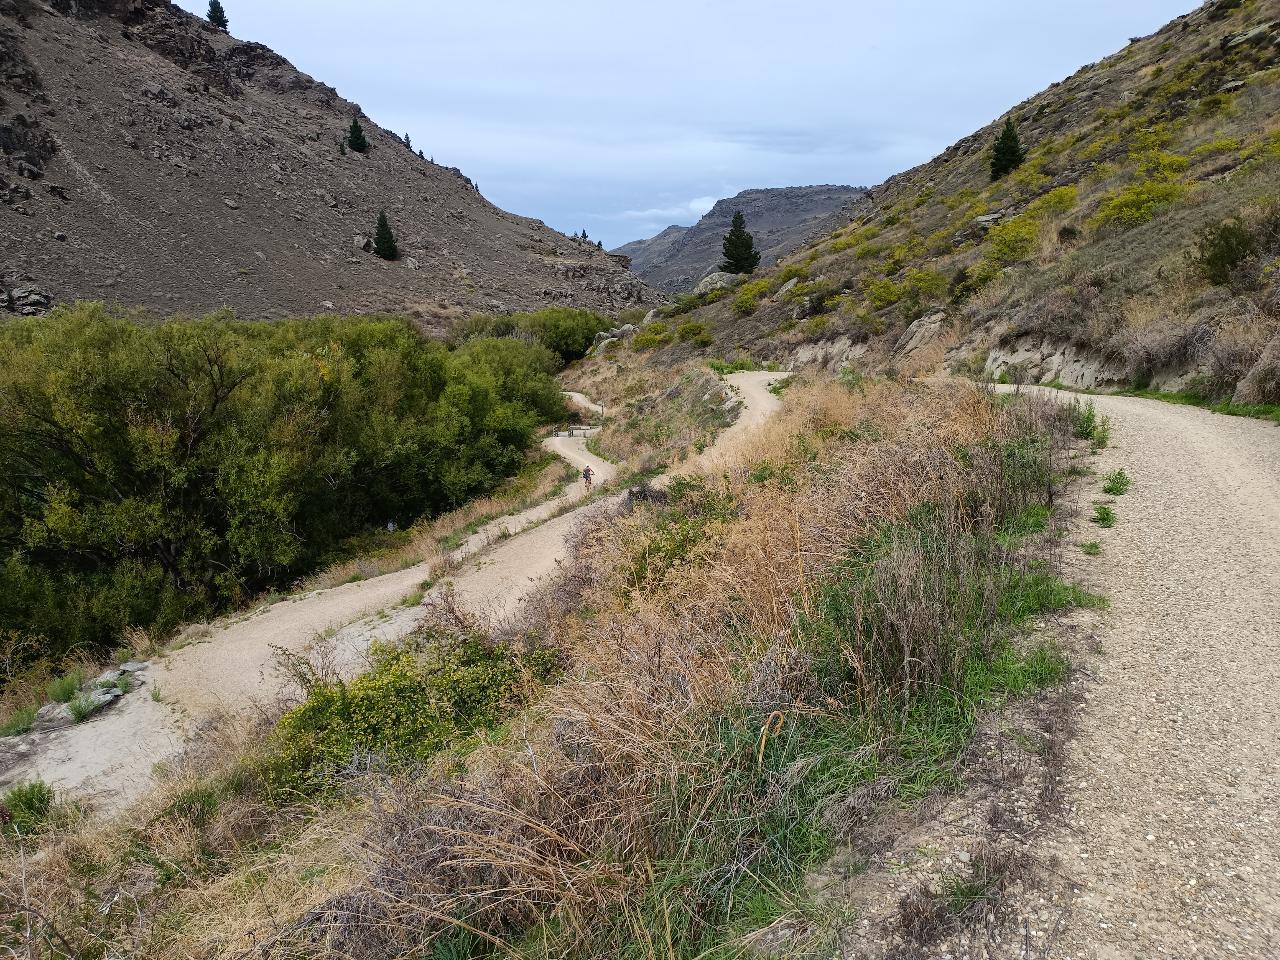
left=207, top=0, right=228, bottom=30
left=373, top=211, right=398, bottom=261
left=347, top=118, right=369, bottom=154
left=990, top=118, right=1027, bottom=182
left=404, top=133, right=412, bottom=150
left=720, top=210, right=761, bottom=274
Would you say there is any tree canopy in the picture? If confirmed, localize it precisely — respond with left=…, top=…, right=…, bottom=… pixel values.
left=720, top=211, right=761, bottom=274
left=0, top=306, right=566, bottom=667
left=374, top=211, right=399, bottom=261
left=207, top=0, right=228, bottom=30
left=347, top=117, right=369, bottom=154
left=991, top=118, right=1027, bottom=181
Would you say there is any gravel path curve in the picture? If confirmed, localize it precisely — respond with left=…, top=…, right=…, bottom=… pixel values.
left=1017, top=390, right=1280, bottom=959
left=0, top=375, right=783, bottom=813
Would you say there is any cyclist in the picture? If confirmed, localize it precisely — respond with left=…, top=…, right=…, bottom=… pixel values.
left=581, top=465, right=595, bottom=491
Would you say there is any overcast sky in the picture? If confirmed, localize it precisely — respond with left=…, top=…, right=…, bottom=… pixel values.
left=176, top=0, right=1193, bottom=248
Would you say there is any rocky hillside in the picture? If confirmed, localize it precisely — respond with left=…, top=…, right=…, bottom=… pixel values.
left=615, top=0, right=1280, bottom=412
left=0, top=0, right=653, bottom=322
left=613, top=184, right=866, bottom=292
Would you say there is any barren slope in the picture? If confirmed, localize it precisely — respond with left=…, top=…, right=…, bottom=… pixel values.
left=0, top=0, right=653, bottom=321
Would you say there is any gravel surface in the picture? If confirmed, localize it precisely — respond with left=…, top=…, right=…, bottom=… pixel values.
left=1016, top=390, right=1280, bottom=959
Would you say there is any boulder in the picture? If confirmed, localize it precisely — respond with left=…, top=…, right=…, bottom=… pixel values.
left=95, top=669, right=123, bottom=686
left=591, top=337, right=619, bottom=356
left=693, top=272, right=737, bottom=297
left=31, top=703, right=74, bottom=732
left=895, top=312, right=947, bottom=355
left=403, top=257, right=420, bottom=271
left=353, top=234, right=373, bottom=254
left=119, top=660, right=149, bottom=673
left=777, top=277, right=801, bottom=297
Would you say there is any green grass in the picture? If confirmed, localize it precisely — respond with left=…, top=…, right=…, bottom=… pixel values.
left=46, top=670, right=84, bottom=704
left=1102, top=469, right=1132, bottom=496
left=1091, top=504, right=1117, bottom=528
left=68, top=694, right=96, bottom=723
left=0, top=705, right=38, bottom=737
left=1081, top=541, right=1102, bottom=556
left=1122, top=389, right=1280, bottom=425
left=1, top=780, right=55, bottom=837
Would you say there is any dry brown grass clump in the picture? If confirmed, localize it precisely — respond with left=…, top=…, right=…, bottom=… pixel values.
left=0, top=379, right=1075, bottom=960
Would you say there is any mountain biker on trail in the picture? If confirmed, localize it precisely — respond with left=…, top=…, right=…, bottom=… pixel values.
left=582, top=465, right=595, bottom=491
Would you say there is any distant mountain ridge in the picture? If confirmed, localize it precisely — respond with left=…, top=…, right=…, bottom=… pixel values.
left=0, top=0, right=653, bottom=323
left=614, top=185, right=867, bottom=292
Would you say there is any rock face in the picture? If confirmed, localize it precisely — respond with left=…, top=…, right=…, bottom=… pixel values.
left=0, top=2, right=654, bottom=322
left=613, top=185, right=868, bottom=293
left=985, top=335, right=1128, bottom=389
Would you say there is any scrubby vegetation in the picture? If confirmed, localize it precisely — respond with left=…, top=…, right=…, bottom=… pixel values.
left=0, top=305, right=568, bottom=673
left=613, top=3, right=1280, bottom=407
left=449, top=306, right=612, bottom=364
left=0, top=378, right=1096, bottom=958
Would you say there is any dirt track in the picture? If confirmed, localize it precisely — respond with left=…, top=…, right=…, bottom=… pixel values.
left=0, top=375, right=783, bottom=813
left=1013, top=390, right=1280, bottom=959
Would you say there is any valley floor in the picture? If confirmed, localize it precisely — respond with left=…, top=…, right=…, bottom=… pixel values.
left=998, top=391, right=1280, bottom=959
left=0, top=374, right=783, bottom=815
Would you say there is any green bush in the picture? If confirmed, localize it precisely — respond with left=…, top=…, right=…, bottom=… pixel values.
left=1192, top=218, right=1257, bottom=286
left=632, top=322, right=674, bottom=350
left=47, top=670, right=83, bottom=704
left=0, top=306, right=566, bottom=668
left=1102, top=469, right=1132, bottom=496
left=274, top=636, right=554, bottom=787
left=675, top=321, right=713, bottom=347
left=985, top=216, right=1040, bottom=266
left=732, top=279, right=772, bottom=316
left=1, top=780, right=54, bottom=837
left=863, top=269, right=947, bottom=312
left=451, top=307, right=611, bottom=364
left=1091, top=179, right=1188, bottom=230
left=1026, top=185, right=1078, bottom=219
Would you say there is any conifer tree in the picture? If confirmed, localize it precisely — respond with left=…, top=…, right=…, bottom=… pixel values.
left=990, top=118, right=1027, bottom=181
left=404, top=132, right=412, bottom=149
left=207, top=0, right=228, bottom=30
left=347, top=117, right=369, bottom=154
left=720, top=210, right=761, bottom=274
left=373, top=211, right=398, bottom=261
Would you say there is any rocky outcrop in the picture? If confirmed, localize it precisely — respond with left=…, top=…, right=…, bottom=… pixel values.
left=0, top=2, right=656, bottom=321
left=692, top=271, right=738, bottom=297
left=614, top=185, right=868, bottom=293
left=984, top=335, right=1127, bottom=389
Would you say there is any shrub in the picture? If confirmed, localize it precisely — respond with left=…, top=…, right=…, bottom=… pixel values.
left=46, top=670, right=83, bottom=704
left=676, top=321, right=713, bottom=347
left=732, top=278, right=772, bottom=316
left=347, top=117, right=369, bottom=154
left=0, top=780, right=54, bottom=836
left=453, top=307, right=610, bottom=364
left=275, top=636, right=554, bottom=786
left=0, top=308, right=566, bottom=668
left=1192, top=218, right=1257, bottom=286
left=1026, top=185, right=1079, bottom=219
left=985, top=216, right=1040, bottom=266
left=1091, top=504, right=1117, bottom=527
left=1091, top=178, right=1188, bottom=230
left=632, top=322, right=674, bottom=349
left=68, top=694, right=95, bottom=723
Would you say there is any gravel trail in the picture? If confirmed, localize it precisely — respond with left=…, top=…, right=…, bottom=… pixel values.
left=1016, top=390, right=1280, bottom=959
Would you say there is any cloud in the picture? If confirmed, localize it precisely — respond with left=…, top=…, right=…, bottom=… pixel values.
left=605, top=197, right=718, bottom=225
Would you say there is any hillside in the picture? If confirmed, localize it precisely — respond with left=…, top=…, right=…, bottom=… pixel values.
left=613, top=184, right=866, bottom=292
left=0, top=0, right=654, bottom=322
left=612, top=0, right=1280, bottom=413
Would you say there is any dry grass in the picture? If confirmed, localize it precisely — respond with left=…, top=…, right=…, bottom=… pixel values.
left=0, top=378, right=1077, bottom=960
